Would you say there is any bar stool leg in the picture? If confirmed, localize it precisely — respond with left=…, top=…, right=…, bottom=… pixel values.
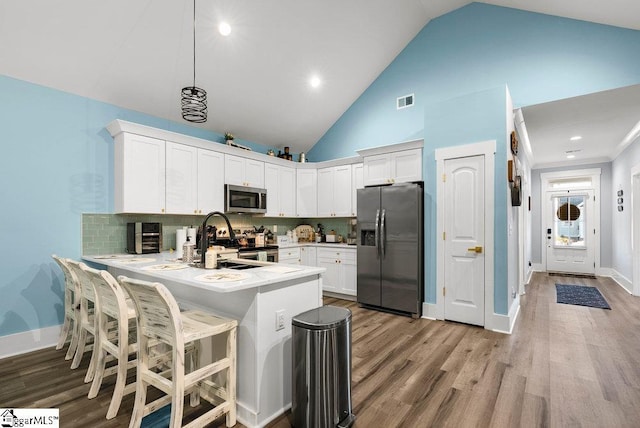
left=226, top=328, right=237, bottom=428
left=170, top=347, right=185, bottom=428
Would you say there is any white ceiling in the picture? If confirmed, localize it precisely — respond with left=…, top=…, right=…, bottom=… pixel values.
left=1, top=0, right=639, bottom=159
left=519, top=84, right=640, bottom=169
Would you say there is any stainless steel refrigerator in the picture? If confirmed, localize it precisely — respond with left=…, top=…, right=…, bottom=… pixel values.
left=357, top=183, right=423, bottom=317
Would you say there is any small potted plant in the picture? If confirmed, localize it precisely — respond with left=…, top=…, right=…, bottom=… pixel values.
left=224, top=132, right=234, bottom=145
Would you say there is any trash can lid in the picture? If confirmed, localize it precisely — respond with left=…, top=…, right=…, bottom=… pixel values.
left=292, top=305, right=352, bottom=330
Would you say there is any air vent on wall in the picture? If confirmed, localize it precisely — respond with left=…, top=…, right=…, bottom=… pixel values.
left=397, top=93, right=414, bottom=110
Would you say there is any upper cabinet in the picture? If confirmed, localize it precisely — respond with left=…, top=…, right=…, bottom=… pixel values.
left=317, top=164, right=352, bottom=217
left=224, top=154, right=264, bottom=188
left=358, top=141, right=423, bottom=187
left=196, top=149, right=225, bottom=214
left=265, top=164, right=296, bottom=217
left=114, top=133, right=166, bottom=214
left=351, top=163, right=364, bottom=217
left=296, top=169, right=317, bottom=217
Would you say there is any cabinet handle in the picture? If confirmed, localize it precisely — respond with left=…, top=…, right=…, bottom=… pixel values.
left=161, top=208, right=165, bottom=213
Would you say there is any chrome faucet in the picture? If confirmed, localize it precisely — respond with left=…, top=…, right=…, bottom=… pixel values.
left=200, top=211, right=236, bottom=265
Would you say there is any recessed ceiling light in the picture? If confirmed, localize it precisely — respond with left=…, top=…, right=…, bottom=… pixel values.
left=310, top=75, right=321, bottom=88
left=566, top=154, right=576, bottom=159
left=569, top=136, right=582, bottom=141
left=218, top=22, right=231, bottom=36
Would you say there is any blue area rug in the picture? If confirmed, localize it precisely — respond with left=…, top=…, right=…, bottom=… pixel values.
left=556, top=284, right=611, bottom=309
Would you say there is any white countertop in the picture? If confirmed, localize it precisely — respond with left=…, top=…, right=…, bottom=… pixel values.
left=277, top=242, right=357, bottom=249
left=83, top=252, right=325, bottom=293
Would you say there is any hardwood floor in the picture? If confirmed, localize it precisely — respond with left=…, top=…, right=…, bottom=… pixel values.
left=3, top=272, right=640, bottom=427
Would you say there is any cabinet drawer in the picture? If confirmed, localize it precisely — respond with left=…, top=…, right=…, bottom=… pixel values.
left=278, top=247, right=301, bottom=259
left=317, top=248, right=356, bottom=262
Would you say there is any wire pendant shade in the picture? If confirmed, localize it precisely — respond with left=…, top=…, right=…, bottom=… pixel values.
left=181, top=0, right=207, bottom=123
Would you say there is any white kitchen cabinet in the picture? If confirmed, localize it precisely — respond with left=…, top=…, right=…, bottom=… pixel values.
left=165, top=142, right=198, bottom=215
left=265, top=164, right=296, bottom=217
left=197, top=149, right=225, bottom=213
left=114, top=133, right=166, bottom=214
left=279, top=246, right=301, bottom=265
left=300, top=246, right=317, bottom=267
left=224, top=154, right=264, bottom=188
left=351, top=163, right=364, bottom=217
left=317, top=247, right=356, bottom=296
left=166, top=143, right=224, bottom=215
left=317, top=165, right=352, bottom=217
left=363, top=148, right=422, bottom=186
left=296, top=169, right=317, bottom=217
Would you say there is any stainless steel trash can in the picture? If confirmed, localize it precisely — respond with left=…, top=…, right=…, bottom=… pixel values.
left=292, top=305, right=355, bottom=428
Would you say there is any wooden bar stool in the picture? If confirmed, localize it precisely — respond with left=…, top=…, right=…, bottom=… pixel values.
left=118, top=276, right=237, bottom=428
left=65, top=259, right=99, bottom=382
left=80, top=264, right=138, bottom=419
left=51, top=255, right=81, bottom=361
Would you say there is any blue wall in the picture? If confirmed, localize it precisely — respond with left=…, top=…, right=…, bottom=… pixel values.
left=309, top=3, right=640, bottom=161
left=308, top=3, right=640, bottom=315
left=0, top=75, right=269, bottom=337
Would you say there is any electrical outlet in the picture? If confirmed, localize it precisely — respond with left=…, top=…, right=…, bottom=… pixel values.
left=275, top=310, right=285, bottom=331
left=273, top=225, right=278, bottom=233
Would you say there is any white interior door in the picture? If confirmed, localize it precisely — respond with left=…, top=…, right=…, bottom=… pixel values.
left=443, top=155, right=485, bottom=326
left=545, top=190, right=595, bottom=274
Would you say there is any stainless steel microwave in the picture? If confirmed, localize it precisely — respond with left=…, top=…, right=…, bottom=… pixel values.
left=224, top=184, right=267, bottom=214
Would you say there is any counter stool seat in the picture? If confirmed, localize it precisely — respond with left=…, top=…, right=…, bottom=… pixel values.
left=118, top=276, right=237, bottom=428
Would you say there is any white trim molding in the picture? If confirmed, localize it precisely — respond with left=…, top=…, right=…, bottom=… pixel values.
left=0, top=325, right=60, bottom=359
left=632, top=163, right=640, bottom=296
left=491, top=295, right=521, bottom=334
left=606, top=268, right=633, bottom=294
left=435, top=140, right=496, bottom=331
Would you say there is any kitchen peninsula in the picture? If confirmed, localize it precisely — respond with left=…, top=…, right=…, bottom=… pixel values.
left=83, top=253, right=324, bottom=428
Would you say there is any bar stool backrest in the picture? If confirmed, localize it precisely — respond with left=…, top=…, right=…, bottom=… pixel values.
left=52, top=255, right=79, bottom=307
left=118, top=276, right=184, bottom=350
left=65, top=259, right=95, bottom=303
left=81, top=266, right=129, bottom=325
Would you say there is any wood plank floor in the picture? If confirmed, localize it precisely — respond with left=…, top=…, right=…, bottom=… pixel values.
left=3, top=272, right=640, bottom=427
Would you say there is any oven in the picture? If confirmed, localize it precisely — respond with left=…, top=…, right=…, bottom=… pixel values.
left=237, top=246, right=279, bottom=263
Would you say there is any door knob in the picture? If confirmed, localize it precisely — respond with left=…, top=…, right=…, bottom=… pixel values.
left=467, top=246, right=483, bottom=253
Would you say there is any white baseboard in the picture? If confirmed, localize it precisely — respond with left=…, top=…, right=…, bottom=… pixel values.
left=532, top=263, right=544, bottom=272
left=422, top=302, right=441, bottom=320
left=525, top=267, right=534, bottom=285
left=0, top=325, right=61, bottom=359
left=490, top=297, right=520, bottom=335
left=607, top=269, right=633, bottom=294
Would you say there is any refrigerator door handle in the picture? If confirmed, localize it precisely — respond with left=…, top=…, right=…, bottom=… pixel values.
left=381, top=209, right=386, bottom=257
left=375, top=209, right=380, bottom=258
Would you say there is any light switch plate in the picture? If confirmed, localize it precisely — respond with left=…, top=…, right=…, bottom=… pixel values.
left=275, top=310, right=285, bottom=331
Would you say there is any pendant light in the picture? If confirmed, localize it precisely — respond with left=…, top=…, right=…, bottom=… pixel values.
left=181, top=0, right=207, bottom=123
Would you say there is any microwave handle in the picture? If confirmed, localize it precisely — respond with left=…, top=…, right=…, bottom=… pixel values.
left=261, top=192, right=267, bottom=210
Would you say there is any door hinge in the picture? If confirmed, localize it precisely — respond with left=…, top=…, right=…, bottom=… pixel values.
left=442, top=173, right=446, bottom=182
left=443, top=287, right=446, bottom=297
left=443, top=232, right=446, bottom=240
left=594, top=229, right=596, bottom=234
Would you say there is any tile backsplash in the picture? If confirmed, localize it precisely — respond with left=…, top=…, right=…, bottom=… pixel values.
left=82, top=213, right=353, bottom=255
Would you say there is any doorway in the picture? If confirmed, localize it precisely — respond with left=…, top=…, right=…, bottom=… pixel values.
left=540, top=169, right=601, bottom=275
left=632, top=163, right=640, bottom=295
left=436, top=141, right=495, bottom=328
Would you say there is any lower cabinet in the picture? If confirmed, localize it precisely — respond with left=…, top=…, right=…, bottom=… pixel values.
left=300, top=246, right=317, bottom=266
left=278, top=247, right=301, bottom=265
left=316, top=248, right=356, bottom=296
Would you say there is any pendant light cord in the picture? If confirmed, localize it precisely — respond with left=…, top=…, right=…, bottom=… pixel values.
left=192, top=0, right=196, bottom=87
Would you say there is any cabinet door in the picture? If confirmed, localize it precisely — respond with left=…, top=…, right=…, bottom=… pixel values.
left=391, top=148, right=422, bottom=183
left=363, top=153, right=390, bottom=186
left=224, top=154, right=246, bottom=186
left=165, top=142, right=198, bottom=214
left=279, top=247, right=301, bottom=265
left=279, top=166, right=296, bottom=217
left=264, top=163, right=281, bottom=217
left=339, top=251, right=357, bottom=296
left=115, top=134, right=166, bottom=214
left=300, top=246, right=317, bottom=266
left=245, top=159, right=265, bottom=188
left=351, top=163, right=364, bottom=217
left=317, top=256, right=339, bottom=292
left=333, top=165, right=352, bottom=217
left=296, top=169, right=317, bottom=217
left=197, top=149, right=224, bottom=214
left=317, top=167, right=334, bottom=217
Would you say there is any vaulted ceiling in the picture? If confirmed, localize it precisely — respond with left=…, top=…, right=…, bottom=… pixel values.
left=1, top=0, right=639, bottom=160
